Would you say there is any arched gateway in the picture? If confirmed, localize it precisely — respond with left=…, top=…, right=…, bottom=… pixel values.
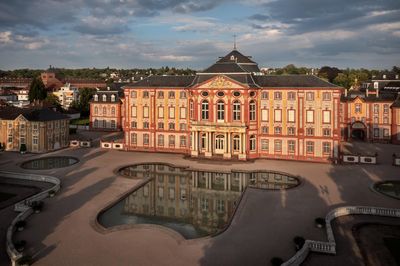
left=351, top=121, right=367, bottom=141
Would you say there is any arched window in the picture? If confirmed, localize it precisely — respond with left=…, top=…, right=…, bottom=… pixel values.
left=233, top=101, right=241, bottom=121
left=233, top=135, right=240, bottom=151
left=94, top=107, right=98, bottom=114
left=249, top=100, right=256, bottom=121
left=103, top=107, right=107, bottom=115
left=102, top=94, right=107, bottom=101
left=111, top=94, right=116, bottom=102
left=94, top=94, right=98, bottom=101
left=217, top=100, right=224, bottom=121
left=201, top=100, right=209, bottom=120
left=249, top=135, right=256, bottom=151
left=111, top=107, right=115, bottom=115
left=189, top=100, right=194, bottom=119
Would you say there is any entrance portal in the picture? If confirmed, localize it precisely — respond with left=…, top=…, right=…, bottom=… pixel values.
left=351, top=129, right=366, bottom=141
left=215, top=135, right=225, bottom=154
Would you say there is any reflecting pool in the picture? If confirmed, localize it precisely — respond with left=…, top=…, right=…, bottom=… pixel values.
left=21, top=156, right=79, bottom=170
left=374, top=181, right=400, bottom=200
left=98, top=163, right=300, bottom=239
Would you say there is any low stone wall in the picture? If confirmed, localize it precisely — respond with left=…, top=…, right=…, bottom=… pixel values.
left=1, top=171, right=61, bottom=266
left=101, top=141, right=124, bottom=150
left=282, top=206, right=400, bottom=266
left=342, top=154, right=377, bottom=164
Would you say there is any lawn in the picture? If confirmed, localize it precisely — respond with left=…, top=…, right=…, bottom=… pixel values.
left=70, top=117, right=90, bottom=125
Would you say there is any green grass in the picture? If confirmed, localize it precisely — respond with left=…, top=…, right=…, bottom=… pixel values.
left=70, top=117, right=90, bottom=125
left=0, top=192, right=16, bottom=203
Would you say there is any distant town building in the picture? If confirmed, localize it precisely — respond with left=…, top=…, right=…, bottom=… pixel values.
left=53, top=83, right=79, bottom=109
left=89, top=88, right=122, bottom=131
left=0, top=106, right=69, bottom=152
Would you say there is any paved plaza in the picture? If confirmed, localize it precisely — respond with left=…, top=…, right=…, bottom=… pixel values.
left=0, top=139, right=399, bottom=266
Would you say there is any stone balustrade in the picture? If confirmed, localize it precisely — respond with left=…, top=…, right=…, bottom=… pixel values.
left=1, top=171, right=60, bottom=266
left=282, top=205, right=400, bottom=266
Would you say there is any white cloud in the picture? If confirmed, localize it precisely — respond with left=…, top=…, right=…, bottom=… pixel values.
left=0, top=31, right=13, bottom=44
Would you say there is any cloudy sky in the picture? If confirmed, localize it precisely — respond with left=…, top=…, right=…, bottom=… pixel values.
left=0, top=0, right=399, bottom=70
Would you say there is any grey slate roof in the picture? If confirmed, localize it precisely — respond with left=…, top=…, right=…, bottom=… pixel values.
left=0, top=107, right=68, bottom=121
left=217, top=50, right=256, bottom=64
left=254, top=75, right=339, bottom=88
left=127, top=75, right=195, bottom=88
left=341, top=90, right=398, bottom=102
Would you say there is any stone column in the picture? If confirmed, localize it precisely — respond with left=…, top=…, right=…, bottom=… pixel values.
left=239, top=133, right=247, bottom=160
left=224, top=132, right=231, bottom=159
left=191, top=130, right=199, bottom=156
left=205, top=132, right=212, bottom=157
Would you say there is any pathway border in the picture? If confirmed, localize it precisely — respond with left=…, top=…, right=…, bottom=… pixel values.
left=1, top=171, right=61, bottom=266
left=282, top=205, right=400, bottom=266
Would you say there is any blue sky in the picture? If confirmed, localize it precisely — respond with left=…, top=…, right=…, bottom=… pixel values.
left=0, top=0, right=399, bottom=70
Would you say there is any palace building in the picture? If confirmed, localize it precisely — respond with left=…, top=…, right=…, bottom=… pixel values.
left=117, top=49, right=343, bottom=162
left=90, top=49, right=400, bottom=162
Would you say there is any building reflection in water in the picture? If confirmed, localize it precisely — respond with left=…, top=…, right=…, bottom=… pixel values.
left=99, top=164, right=299, bottom=239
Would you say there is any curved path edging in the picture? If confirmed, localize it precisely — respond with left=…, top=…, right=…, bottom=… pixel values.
left=1, top=171, right=61, bottom=266
left=282, top=205, right=400, bottom=266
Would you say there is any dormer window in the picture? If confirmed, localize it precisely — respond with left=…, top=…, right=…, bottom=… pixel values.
left=111, top=94, right=116, bottom=102
left=230, top=55, right=235, bottom=61
left=374, top=82, right=378, bottom=89
left=383, top=74, right=386, bottom=79
left=102, top=94, right=107, bottom=101
left=94, top=94, right=98, bottom=101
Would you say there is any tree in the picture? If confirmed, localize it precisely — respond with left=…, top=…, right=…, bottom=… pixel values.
left=45, top=94, right=62, bottom=111
left=28, top=77, right=47, bottom=102
left=73, top=88, right=95, bottom=117
left=333, top=73, right=351, bottom=89
left=318, top=66, right=341, bottom=82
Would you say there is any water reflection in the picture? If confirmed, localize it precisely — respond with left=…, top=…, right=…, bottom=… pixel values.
left=21, top=156, right=79, bottom=170
left=99, top=164, right=300, bottom=239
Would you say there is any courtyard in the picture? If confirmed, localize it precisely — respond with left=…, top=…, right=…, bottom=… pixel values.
left=0, top=139, right=399, bottom=266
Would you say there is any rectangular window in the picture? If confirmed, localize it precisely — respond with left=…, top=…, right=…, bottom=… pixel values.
left=288, top=109, right=295, bottom=122
left=274, top=92, right=282, bottom=100
left=288, top=92, right=296, bottom=101
left=8, top=135, right=13, bottom=143
left=306, top=92, right=314, bottom=101
left=306, top=110, right=314, bottom=123
left=323, top=128, right=331, bottom=137
left=323, top=142, right=331, bottom=154
left=131, top=91, right=137, bottom=98
left=374, top=104, right=379, bottom=114
left=158, top=122, right=164, bottom=129
left=383, top=128, right=389, bottom=137
left=261, top=91, right=268, bottom=99
left=384, top=104, right=389, bottom=114
left=288, top=140, right=295, bottom=153
left=180, top=107, right=186, bottom=119
left=179, top=123, right=186, bottom=131
left=143, top=134, right=149, bottom=145
left=169, top=135, right=175, bottom=146
left=180, top=91, right=186, bottom=99
left=131, top=106, right=137, bottom=117
left=288, top=127, right=296, bottom=135
left=261, top=109, right=269, bottom=121
left=143, top=122, right=149, bottom=129
left=374, top=128, right=379, bottom=137
left=158, top=135, right=164, bottom=146
left=168, top=107, right=175, bottom=119
left=158, top=107, right=164, bottom=118
left=322, top=92, right=331, bottom=101
left=169, top=123, right=175, bottom=130
left=131, top=133, right=137, bottom=144
left=180, top=136, right=186, bottom=147
left=189, top=101, right=194, bottom=119
left=157, top=91, right=164, bottom=98
left=261, top=126, right=268, bottom=134
left=143, top=91, right=149, bottom=98
left=274, top=140, right=282, bottom=152
left=143, top=106, right=149, bottom=118
left=306, top=128, right=314, bottom=136
left=274, top=127, right=282, bottom=135
left=306, top=141, right=314, bottom=153
left=323, top=110, right=331, bottom=123
left=33, top=136, right=38, bottom=145
left=261, top=139, right=269, bottom=151
left=274, top=109, right=282, bottom=122
left=168, top=91, right=175, bottom=98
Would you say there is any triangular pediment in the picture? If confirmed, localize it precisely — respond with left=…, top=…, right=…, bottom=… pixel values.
left=195, top=75, right=247, bottom=90
left=16, top=114, right=28, bottom=122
